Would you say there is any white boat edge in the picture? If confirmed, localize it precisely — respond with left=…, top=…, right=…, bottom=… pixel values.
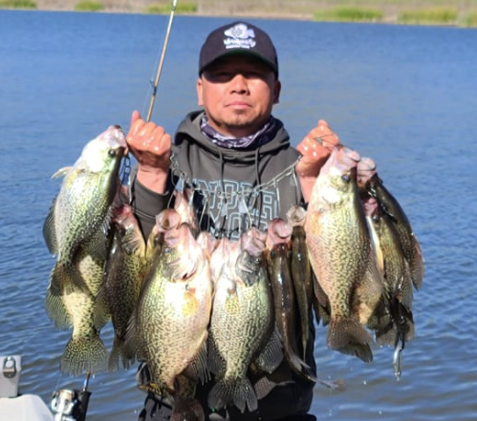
left=0, top=394, right=54, bottom=421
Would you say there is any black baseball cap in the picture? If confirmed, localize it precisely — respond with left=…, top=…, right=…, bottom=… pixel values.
left=198, top=21, right=279, bottom=77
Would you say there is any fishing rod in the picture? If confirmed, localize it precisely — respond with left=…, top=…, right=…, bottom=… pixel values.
left=146, top=0, right=178, bottom=122
left=121, top=0, right=177, bottom=186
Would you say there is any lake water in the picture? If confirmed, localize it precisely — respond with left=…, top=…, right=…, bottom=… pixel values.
left=1, top=9, right=476, bottom=421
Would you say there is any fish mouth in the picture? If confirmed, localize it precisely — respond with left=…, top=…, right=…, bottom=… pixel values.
left=357, top=157, right=377, bottom=187
left=103, top=125, right=128, bottom=149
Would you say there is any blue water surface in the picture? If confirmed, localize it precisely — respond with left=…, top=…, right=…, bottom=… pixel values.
left=0, top=10, right=476, bottom=421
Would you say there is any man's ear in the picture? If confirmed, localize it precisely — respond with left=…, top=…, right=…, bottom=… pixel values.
left=197, top=77, right=204, bottom=106
left=273, top=80, right=281, bottom=104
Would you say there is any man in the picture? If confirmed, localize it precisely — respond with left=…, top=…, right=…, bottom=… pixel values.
left=127, top=21, right=340, bottom=421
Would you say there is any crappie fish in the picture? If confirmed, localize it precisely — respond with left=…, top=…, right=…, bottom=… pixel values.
left=362, top=196, right=415, bottom=379
left=129, top=212, right=212, bottom=395
left=305, top=147, right=382, bottom=363
left=43, top=125, right=127, bottom=300
left=207, top=228, right=275, bottom=413
left=286, top=206, right=314, bottom=359
left=357, top=157, right=425, bottom=290
left=45, top=248, right=109, bottom=376
left=266, top=218, right=316, bottom=383
left=96, top=203, right=148, bottom=371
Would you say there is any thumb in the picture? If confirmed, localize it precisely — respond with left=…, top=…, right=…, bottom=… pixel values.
left=130, top=110, right=142, bottom=127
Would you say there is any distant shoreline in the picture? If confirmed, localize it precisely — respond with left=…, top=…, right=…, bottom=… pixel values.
left=6, top=1, right=477, bottom=27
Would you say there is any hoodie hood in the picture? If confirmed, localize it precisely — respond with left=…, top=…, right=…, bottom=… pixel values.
left=173, top=110, right=292, bottom=164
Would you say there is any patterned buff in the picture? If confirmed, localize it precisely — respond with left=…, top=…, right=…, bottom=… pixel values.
left=200, top=114, right=279, bottom=149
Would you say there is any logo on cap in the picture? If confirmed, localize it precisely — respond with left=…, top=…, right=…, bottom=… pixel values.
left=223, top=23, right=256, bottom=50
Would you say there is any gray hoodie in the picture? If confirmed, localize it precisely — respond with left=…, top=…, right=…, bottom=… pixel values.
left=132, top=110, right=303, bottom=240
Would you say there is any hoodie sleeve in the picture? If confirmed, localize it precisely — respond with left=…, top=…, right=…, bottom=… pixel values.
left=130, top=167, right=172, bottom=240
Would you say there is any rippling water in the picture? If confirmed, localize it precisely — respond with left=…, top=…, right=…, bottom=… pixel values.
left=1, top=10, right=476, bottom=421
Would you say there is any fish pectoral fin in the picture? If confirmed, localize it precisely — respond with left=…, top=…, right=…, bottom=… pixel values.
left=43, top=200, right=59, bottom=255
left=51, top=166, right=73, bottom=179
left=253, top=327, right=283, bottom=374
left=45, top=289, right=72, bottom=328
left=85, top=224, right=111, bottom=261
left=182, top=339, right=210, bottom=385
left=50, top=260, right=92, bottom=297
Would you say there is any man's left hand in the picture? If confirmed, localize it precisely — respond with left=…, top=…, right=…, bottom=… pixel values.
left=296, top=120, right=341, bottom=202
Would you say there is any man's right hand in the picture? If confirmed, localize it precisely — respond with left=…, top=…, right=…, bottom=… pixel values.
left=126, top=110, right=172, bottom=194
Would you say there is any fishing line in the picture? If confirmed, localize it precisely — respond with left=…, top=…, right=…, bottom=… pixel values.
left=145, top=0, right=178, bottom=123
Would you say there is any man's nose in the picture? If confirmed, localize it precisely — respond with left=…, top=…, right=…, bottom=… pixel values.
left=230, top=73, right=248, bottom=92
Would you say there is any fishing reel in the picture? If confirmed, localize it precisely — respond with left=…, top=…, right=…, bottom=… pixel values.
left=50, top=374, right=91, bottom=421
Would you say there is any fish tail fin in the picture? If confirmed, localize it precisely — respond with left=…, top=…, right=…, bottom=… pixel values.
left=60, top=333, right=109, bottom=376
left=327, top=316, right=373, bottom=363
left=109, top=335, right=134, bottom=371
left=208, top=377, right=257, bottom=414
left=300, top=361, right=318, bottom=383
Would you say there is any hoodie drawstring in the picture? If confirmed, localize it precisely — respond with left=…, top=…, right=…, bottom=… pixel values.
left=218, top=148, right=229, bottom=236
left=254, top=147, right=262, bottom=230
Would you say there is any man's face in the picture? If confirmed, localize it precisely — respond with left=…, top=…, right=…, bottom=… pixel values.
left=197, top=55, right=281, bottom=138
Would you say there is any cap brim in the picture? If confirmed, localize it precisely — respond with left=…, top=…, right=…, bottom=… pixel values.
left=199, top=50, right=278, bottom=76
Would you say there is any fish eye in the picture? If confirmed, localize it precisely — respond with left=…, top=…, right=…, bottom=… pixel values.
left=341, top=174, right=351, bottom=183
left=108, top=149, right=117, bottom=157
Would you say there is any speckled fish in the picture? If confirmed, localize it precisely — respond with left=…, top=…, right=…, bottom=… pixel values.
left=357, top=157, right=425, bottom=291
left=305, top=147, right=382, bottom=363
left=266, top=218, right=316, bottom=382
left=207, top=228, right=275, bottom=413
left=95, top=202, right=148, bottom=371
left=362, top=196, right=415, bottom=379
left=43, top=125, right=127, bottom=299
left=286, top=206, right=314, bottom=359
left=129, top=212, right=212, bottom=395
left=45, top=247, right=109, bottom=376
